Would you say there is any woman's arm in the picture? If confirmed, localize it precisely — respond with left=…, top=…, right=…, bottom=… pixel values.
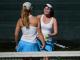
left=15, top=19, right=21, bottom=45
left=49, top=17, right=58, bottom=36
left=36, top=16, right=45, bottom=48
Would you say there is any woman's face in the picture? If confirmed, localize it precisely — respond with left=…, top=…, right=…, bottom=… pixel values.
left=44, top=6, right=51, bottom=15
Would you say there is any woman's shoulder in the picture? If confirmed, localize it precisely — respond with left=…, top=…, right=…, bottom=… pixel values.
left=29, top=15, right=38, bottom=26
left=37, top=14, right=43, bottom=19
left=29, top=15, right=36, bottom=20
left=16, top=18, right=21, bottom=24
left=52, top=17, right=57, bottom=21
left=30, top=15, right=38, bottom=23
left=52, top=17, right=57, bottom=24
left=17, top=18, right=23, bottom=27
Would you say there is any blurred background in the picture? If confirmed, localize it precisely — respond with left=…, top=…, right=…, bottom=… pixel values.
left=0, top=0, right=80, bottom=52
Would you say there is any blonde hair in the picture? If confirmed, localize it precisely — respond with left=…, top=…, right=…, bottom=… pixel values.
left=21, top=8, right=30, bottom=28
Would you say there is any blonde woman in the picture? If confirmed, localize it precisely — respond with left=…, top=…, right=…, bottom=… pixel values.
left=15, top=2, right=45, bottom=52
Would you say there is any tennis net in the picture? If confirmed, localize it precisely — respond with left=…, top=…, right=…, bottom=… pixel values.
left=0, top=51, right=80, bottom=60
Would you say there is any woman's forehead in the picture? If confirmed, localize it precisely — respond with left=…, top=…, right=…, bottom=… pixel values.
left=44, top=6, right=51, bottom=9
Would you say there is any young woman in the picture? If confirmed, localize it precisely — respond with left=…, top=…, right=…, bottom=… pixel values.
left=37, top=3, right=58, bottom=60
left=15, top=2, right=45, bottom=60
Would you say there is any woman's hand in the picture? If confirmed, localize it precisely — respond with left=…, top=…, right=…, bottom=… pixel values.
left=41, top=43, right=45, bottom=49
left=48, top=34, right=53, bottom=37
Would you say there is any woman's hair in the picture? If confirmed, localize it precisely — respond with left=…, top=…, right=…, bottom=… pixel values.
left=21, top=2, right=32, bottom=28
left=50, top=8, right=54, bottom=17
left=21, top=8, right=30, bottom=28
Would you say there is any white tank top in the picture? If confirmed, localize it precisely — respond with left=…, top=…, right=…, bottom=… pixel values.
left=21, top=26, right=37, bottom=43
left=40, top=14, right=54, bottom=41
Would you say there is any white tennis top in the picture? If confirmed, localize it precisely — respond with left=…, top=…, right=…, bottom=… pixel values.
left=40, top=14, right=54, bottom=41
left=21, top=26, right=37, bottom=43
